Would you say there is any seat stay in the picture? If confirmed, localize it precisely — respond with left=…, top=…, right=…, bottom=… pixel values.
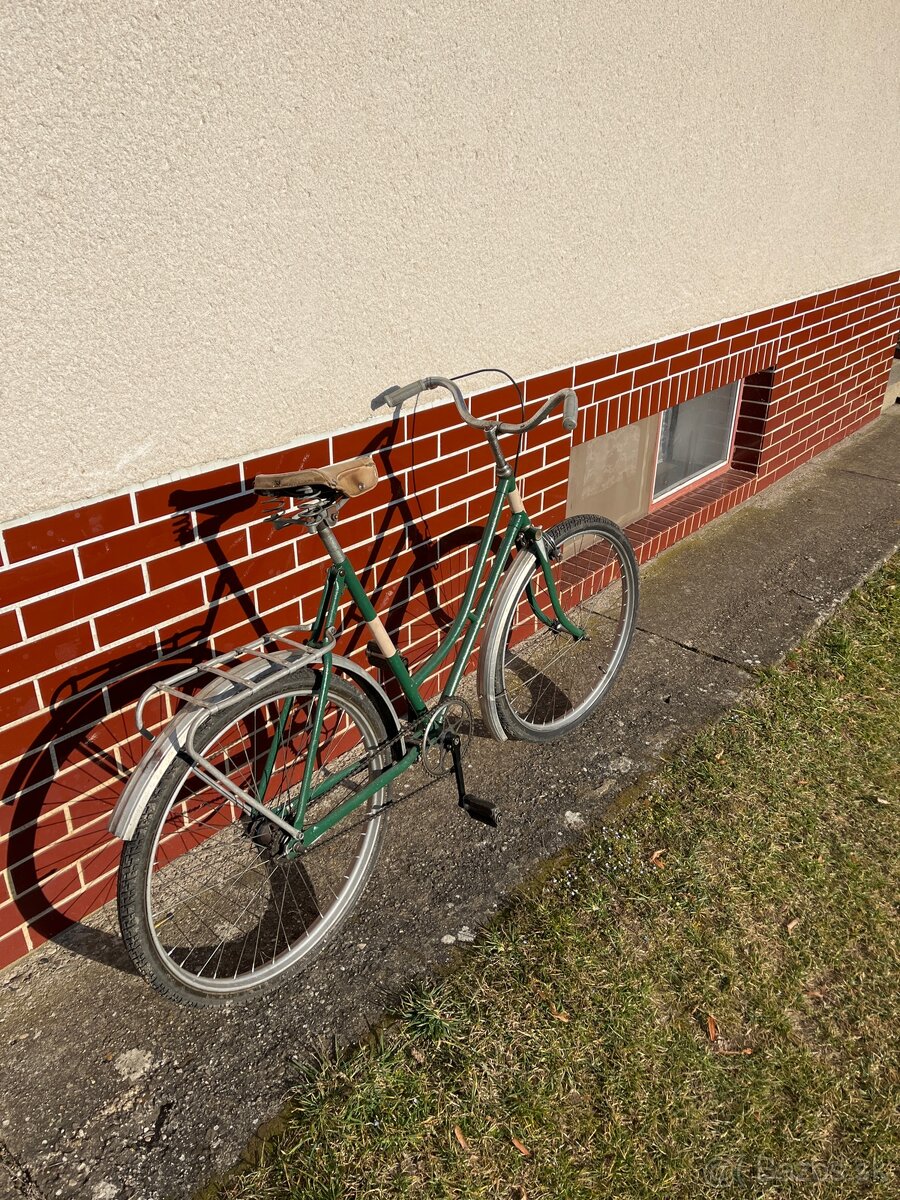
left=288, top=656, right=334, bottom=832
left=308, top=563, right=346, bottom=649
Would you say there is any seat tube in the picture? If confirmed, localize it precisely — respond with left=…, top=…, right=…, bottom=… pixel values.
left=316, top=523, right=427, bottom=718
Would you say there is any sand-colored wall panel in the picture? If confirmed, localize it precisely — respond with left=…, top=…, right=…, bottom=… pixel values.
left=2, top=1, right=898, bottom=521
left=568, top=415, right=660, bottom=528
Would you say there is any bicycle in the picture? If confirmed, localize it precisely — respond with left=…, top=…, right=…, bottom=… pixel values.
left=110, top=375, right=639, bottom=1005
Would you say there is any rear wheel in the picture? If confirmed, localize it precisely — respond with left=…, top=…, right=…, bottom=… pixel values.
left=479, top=514, right=638, bottom=742
left=117, top=670, right=390, bottom=1006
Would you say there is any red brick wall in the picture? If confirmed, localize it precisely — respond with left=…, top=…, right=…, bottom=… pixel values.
left=1, top=269, right=898, bottom=969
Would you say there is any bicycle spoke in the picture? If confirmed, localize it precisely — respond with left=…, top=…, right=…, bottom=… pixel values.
left=128, top=672, right=388, bottom=999
left=490, top=517, right=637, bottom=737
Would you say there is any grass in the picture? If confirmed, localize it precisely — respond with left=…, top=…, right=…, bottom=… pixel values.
left=210, top=558, right=899, bottom=1199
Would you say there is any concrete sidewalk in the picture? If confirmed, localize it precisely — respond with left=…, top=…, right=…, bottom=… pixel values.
left=1, top=409, right=898, bottom=1200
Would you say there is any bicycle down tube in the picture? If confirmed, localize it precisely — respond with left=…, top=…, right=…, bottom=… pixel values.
left=273, top=471, right=582, bottom=848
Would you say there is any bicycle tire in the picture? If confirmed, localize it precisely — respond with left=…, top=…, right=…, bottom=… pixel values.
left=478, top=514, right=639, bottom=743
left=117, top=669, right=390, bottom=1006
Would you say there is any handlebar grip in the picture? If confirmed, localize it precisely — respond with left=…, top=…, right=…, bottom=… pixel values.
left=380, top=380, right=427, bottom=408
left=561, top=388, right=578, bottom=432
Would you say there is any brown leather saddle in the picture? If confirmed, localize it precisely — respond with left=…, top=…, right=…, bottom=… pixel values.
left=253, top=455, right=379, bottom=501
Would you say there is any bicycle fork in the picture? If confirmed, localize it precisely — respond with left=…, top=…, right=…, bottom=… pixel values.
left=524, top=529, right=586, bottom=641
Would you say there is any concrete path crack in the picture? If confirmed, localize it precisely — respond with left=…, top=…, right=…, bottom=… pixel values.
left=634, top=623, right=753, bottom=672
left=784, top=585, right=819, bottom=603
left=0, top=1138, right=46, bottom=1200
left=835, top=466, right=900, bottom=484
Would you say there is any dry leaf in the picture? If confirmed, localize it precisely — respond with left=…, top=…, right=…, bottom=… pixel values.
left=454, top=1126, right=470, bottom=1152
left=649, top=848, right=667, bottom=869
left=786, top=918, right=800, bottom=935
left=511, top=1135, right=531, bottom=1157
left=706, top=1014, right=719, bottom=1042
left=550, top=1006, right=570, bottom=1023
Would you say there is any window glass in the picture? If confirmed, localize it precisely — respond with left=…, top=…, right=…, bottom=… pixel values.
left=653, top=381, right=740, bottom=500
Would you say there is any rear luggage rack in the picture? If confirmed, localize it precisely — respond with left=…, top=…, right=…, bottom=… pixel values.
left=135, top=625, right=334, bottom=741
left=131, top=626, right=336, bottom=841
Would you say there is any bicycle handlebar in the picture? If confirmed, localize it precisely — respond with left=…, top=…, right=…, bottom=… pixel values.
left=562, top=389, right=578, bottom=432
left=379, top=380, right=428, bottom=407
left=375, top=376, right=578, bottom=437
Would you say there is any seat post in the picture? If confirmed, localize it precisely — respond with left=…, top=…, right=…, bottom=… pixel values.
left=316, top=522, right=346, bottom=566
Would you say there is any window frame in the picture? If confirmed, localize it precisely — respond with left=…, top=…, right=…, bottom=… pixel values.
left=648, top=377, right=744, bottom=511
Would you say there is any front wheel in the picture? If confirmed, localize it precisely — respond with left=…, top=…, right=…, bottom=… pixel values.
left=478, top=514, right=639, bottom=742
left=117, top=670, right=390, bottom=1006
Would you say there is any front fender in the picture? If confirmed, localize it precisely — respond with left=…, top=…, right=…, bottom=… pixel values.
left=476, top=527, right=559, bottom=742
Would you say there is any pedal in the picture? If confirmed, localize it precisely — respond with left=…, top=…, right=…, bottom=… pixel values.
left=447, top=733, right=498, bottom=826
left=459, top=795, right=498, bottom=827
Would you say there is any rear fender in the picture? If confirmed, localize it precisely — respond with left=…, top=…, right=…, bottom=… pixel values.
left=330, top=654, right=407, bottom=760
left=108, top=656, right=291, bottom=841
left=109, top=653, right=405, bottom=841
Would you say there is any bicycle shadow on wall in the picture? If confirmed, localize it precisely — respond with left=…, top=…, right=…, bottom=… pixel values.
left=1, top=484, right=269, bottom=972
left=331, top=411, right=505, bottom=708
left=2, top=420, right=495, bottom=972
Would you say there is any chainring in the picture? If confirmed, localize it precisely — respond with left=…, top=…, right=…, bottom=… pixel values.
left=420, top=697, right=474, bottom=777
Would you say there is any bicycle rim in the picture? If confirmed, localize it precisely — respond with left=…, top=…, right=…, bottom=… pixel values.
left=129, top=675, right=387, bottom=999
left=488, top=515, right=638, bottom=740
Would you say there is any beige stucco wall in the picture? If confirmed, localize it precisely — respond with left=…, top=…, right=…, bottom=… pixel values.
left=2, top=1, right=898, bottom=523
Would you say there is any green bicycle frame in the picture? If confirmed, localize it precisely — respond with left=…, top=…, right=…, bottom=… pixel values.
left=263, top=472, right=582, bottom=848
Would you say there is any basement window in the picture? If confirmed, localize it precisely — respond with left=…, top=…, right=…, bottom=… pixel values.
left=652, top=380, right=742, bottom=502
